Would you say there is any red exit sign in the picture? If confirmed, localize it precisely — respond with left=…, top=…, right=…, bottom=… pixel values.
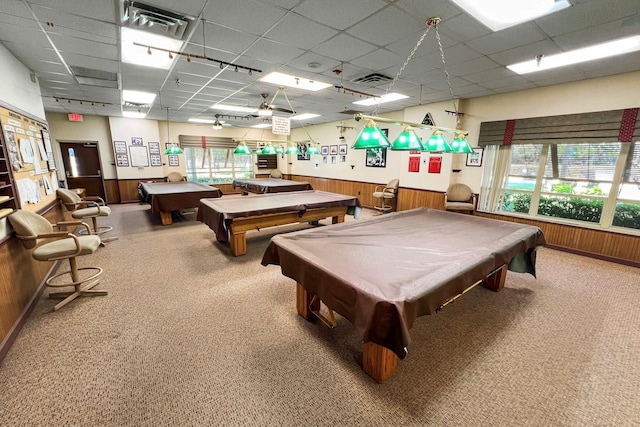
left=68, top=113, right=84, bottom=122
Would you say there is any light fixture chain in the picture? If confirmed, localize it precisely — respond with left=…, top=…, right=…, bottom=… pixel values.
left=434, top=24, right=459, bottom=125
left=372, top=25, right=432, bottom=116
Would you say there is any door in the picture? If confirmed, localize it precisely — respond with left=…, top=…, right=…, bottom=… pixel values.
left=59, top=142, right=106, bottom=200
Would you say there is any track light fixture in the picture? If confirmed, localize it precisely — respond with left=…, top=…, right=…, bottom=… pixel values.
left=133, top=42, right=262, bottom=75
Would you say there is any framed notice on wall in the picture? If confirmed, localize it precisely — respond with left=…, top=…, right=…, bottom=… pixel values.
left=116, top=153, right=129, bottom=167
left=114, top=140, right=127, bottom=154
left=148, top=141, right=160, bottom=154
left=150, top=154, right=162, bottom=166
left=168, top=155, right=179, bottom=166
left=129, top=145, right=149, bottom=167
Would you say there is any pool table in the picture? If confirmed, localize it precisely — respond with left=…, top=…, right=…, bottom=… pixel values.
left=198, top=190, right=361, bottom=256
left=232, top=178, right=313, bottom=195
left=261, top=208, right=546, bottom=383
left=138, top=181, right=222, bottom=225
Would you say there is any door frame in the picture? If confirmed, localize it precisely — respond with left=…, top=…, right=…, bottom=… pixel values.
left=58, top=140, right=107, bottom=200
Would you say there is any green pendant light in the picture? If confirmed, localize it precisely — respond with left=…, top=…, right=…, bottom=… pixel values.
left=391, top=126, right=424, bottom=151
left=164, top=143, right=183, bottom=155
left=449, top=132, right=474, bottom=154
left=352, top=119, right=390, bottom=149
left=233, top=140, right=252, bottom=155
left=275, top=144, right=284, bottom=155
left=261, top=143, right=276, bottom=155
left=285, top=142, right=299, bottom=155
left=307, top=141, right=320, bottom=155
left=254, top=146, right=263, bottom=155
left=424, top=130, right=452, bottom=153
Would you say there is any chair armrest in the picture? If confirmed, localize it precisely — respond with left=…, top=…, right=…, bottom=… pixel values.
left=374, top=185, right=384, bottom=192
left=83, top=196, right=106, bottom=205
left=55, top=220, right=93, bottom=235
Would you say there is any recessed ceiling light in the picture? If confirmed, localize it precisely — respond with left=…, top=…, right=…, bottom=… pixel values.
left=121, top=27, right=183, bottom=69
left=508, top=35, right=640, bottom=74
left=307, top=62, right=321, bottom=69
left=210, top=104, right=257, bottom=113
left=450, top=0, right=570, bottom=31
left=122, top=111, right=146, bottom=118
left=188, top=118, right=217, bottom=124
left=259, top=72, right=331, bottom=91
left=123, top=90, right=156, bottom=104
left=291, top=113, right=320, bottom=121
left=353, top=93, right=409, bottom=106
left=251, top=123, right=272, bottom=128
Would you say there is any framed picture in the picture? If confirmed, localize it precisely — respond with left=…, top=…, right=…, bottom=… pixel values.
left=466, top=148, right=484, bottom=167
left=131, top=137, right=143, bottom=145
left=116, top=153, right=129, bottom=167
left=150, top=154, right=162, bottom=166
left=129, top=145, right=149, bottom=167
left=148, top=141, right=160, bottom=154
left=365, top=148, right=386, bottom=168
left=339, top=155, right=346, bottom=162
left=322, top=156, right=327, bottom=164
left=114, top=140, right=127, bottom=154
left=338, top=144, right=347, bottom=155
left=168, top=155, right=179, bottom=166
left=331, top=156, right=336, bottom=164
left=321, top=145, right=329, bottom=156
left=297, top=142, right=310, bottom=160
left=330, top=145, right=338, bottom=155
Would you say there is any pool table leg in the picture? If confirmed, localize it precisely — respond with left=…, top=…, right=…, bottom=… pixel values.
left=296, top=283, right=320, bottom=320
left=229, top=230, right=247, bottom=256
left=482, top=264, right=508, bottom=291
left=362, top=342, right=398, bottom=383
left=332, top=214, right=345, bottom=224
left=159, top=211, right=173, bottom=225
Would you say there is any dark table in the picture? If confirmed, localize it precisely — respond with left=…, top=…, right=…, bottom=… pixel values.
left=138, top=181, right=222, bottom=225
left=232, top=178, right=312, bottom=195
left=198, top=190, right=361, bottom=256
left=261, top=208, right=546, bottom=382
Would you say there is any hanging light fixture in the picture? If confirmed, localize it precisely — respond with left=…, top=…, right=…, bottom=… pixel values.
left=352, top=17, right=470, bottom=153
left=285, top=142, right=300, bottom=155
left=392, top=126, right=424, bottom=151
left=233, top=140, right=252, bottom=155
left=352, top=118, right=390, bottom=149
left=212, top=114, right=223, bottom=130
left=307, top=141, right=320, bottom=155
left=164, top=107, right=183, bottom=155
left=275, top=145, right=284, bottom=155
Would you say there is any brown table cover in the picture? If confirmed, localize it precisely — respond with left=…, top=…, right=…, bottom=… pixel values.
left=232, top=178, right=313, bottom=194
left=197, top=190, right=361, bottom=242
left=139, top=181, right=222, bottom=213
left=261, top=208, right=546, bottom=359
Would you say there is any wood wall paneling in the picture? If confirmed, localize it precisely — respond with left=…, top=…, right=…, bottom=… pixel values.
left=0, top=203, right=65, bottom=360
left=104, top=179, right=120, bottom=204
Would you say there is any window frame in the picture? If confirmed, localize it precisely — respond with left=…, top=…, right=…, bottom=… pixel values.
left=183, top=147, right=254, bottom=184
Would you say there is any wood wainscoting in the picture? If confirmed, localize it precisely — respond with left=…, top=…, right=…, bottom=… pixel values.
left=0, top=201, right=66, bottom=363
left=288, top=175, right=446, bottom=210
left=115, top=179, right=243, bottom=203
left=475, top=212, right=640, bottom=267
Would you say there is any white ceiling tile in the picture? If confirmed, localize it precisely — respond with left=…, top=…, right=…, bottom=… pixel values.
left=313, top=34, right=377, bottom=62
left=29, top=0, right=116, bottom=22
left=346, top=5, right=425, bottom=46
left=465, top=23, right=547, bottom=56
left=265, top=13, right=338, bottom=50
left=350, top=48, right=405, bottom=72
left=242, top=38, right=305, bottom=63
left=294, top=0, right=388, bottom=30
left=201, top=0, right=287, bottom=35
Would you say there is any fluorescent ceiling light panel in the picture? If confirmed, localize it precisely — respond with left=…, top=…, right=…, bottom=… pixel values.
left=251, top=123, right=272, bottom=128
left=188, top=118, right=217, bottom=124
left=123, top=90, right=156, bottom=104
left=121, top=27, right=183, bottom=69
left=122, top=111, right=146, bottom=118
left=508, top=36, right=640, bottom=74
left=210, top=104, right=257, bottom=113
left=291, top=113, right=320, bottom=121
left=450, top=0, right=570, bottom=31
left=353, top=93, right=409, bottom=106
left=259, top=72, right=331, bottom=91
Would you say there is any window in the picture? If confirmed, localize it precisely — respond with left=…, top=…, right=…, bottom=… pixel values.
left=496, top=141, right=640, bottom=232
left=184, top=147, right=253, bottom=184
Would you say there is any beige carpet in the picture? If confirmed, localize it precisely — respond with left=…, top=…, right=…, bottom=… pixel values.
left=1, top=203, right=639, bottom=426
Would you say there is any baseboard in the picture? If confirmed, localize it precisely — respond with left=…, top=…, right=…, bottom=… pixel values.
left=0, top=261, right=59, bottom=365
left=546, top=244, right=640, bottom=268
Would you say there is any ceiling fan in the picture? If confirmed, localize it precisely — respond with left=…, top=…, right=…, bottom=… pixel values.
left=257, top=88, right=296, bottom=117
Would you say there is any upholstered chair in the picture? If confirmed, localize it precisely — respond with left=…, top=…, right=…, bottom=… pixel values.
left=372, top=179, right=399, bottom=213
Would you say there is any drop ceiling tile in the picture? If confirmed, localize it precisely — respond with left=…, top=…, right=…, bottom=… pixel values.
left=465, top=23, right=547, bottom=56
left=437, top=13, right=492, bottom=43
left=313, top=34, right=377, bottom=62
left=190, top=23, right=260, bottom=55
left=202, top=0, right=287, bottom=35
left=286, top=52, right=343, bottom=75
left=294, top=0, right=388, bottom=30
left=265, top=13, right=338, bottom=50
left=350, top=48, right=405, bottom=72
left=447, top=57, right=502, bottom=77
left=29, top=0, right=116, bottom=22
left=346, top=5, right=425, bottom=46
left=243, top=38, right=305, bottom=64
left=489, top=39, right=560, bottom=66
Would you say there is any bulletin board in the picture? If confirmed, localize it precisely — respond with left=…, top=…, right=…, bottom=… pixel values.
left=0, top=105, right=57, bottom=213
left=129, top=145, right=149, bottom=167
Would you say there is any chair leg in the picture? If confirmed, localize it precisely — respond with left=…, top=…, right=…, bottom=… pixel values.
left=48, top=258, right=106, bottom=311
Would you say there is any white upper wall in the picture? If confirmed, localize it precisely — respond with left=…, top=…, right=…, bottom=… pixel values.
left=0, top=42, right=45, bottom=120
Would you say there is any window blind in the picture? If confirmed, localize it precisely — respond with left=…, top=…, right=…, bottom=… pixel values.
left=478, top=108, right=640, bottom=146
left=178, top=135, right=236, bottom=149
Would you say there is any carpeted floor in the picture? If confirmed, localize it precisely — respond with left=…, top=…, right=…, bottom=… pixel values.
left=0, top=203, right=639, bottom=426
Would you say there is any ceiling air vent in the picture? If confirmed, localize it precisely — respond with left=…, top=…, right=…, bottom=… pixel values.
left=121, top=1, right=194, bottom=40
left=70, top=66, right=120, bottom=89
left=339, top=109, right=365, bottom=115
left=352, top=73, right=393, bottom=84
